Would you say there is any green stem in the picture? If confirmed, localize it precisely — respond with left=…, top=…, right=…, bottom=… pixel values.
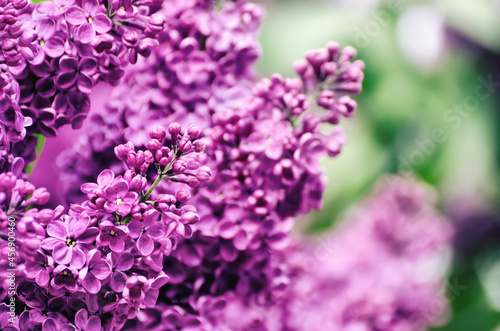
left=139, top=157, right=177, bottom=203
left=25, top=134, right=46, bottom=175
left=140, top=174, right=163, bottom=203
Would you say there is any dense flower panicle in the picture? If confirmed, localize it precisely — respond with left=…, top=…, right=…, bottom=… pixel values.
left=0, top=0, right=168, bottom=166
left=3, top=124, right=211, bottom=330
left=51, top=0, right=366, bottom=323
left=0, top=171, right=61, bottom=302
left=56, top=0, right=263, bottom=202
left=213, top=177, right=454, bottom=331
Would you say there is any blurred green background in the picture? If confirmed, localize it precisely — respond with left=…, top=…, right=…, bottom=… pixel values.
left=256, top=0, right=500, bottom=330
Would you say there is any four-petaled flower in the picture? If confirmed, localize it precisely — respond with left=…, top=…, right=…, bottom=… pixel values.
left=41, top=216, right=98, bottom=269
left=65, top=0, right=112, bottom=44
left=128, top=211, right=165, bottom=256
left=55, top=56, right=98, bottom=94
left=79, top=250, right=111, bottom=294
left=25, top=250, right=54, bottom=287
left=103, top=178, right=139, bottom=216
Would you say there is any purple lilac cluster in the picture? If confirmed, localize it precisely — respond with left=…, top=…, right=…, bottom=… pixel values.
left=216, top=177, right=454, bottom=330
left=56, top=15, right=365, bottom=331
left=56, top=0, right=264, bottom=203
left=1, top=124, right=212, bottom=330
left=0, top=0, right=167, bottom=164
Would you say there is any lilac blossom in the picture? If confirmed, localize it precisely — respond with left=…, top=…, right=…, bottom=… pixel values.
left=128, top=211, right=165, bottom=256
left=41, top=215, right=98, bottom=268
left=65, top=0, right=112, bottom=44
left=79, top=249, right=111, bottom=294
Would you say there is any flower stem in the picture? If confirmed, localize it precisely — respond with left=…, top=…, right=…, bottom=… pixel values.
left=140, top=174, right=163, bottom=203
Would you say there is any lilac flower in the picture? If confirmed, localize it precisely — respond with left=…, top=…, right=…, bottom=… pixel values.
left=41, top=215, right=98, bottom=269
left=128, top=211, right=165, bottom=256
left=50, top=265, right=79, bottom=293
left=103, top=177, right=138, bottom=216
left=79, top=249, right=111, bottom=294
left=56, top=56, right=98, bottom=94
left=24, top=250, right=54, bottom=287
left=65, top=0, right=112, bottom=44
left=107, top=252, right=134, bottom=292
left=97, top=220, right=129, bottom=252
left=74, top=309, right=101, bottom=331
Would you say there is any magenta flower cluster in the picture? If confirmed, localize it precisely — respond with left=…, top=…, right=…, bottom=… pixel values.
left=0, top=0, right=166, bottom=163
left=1, top=124, right=212, bottom=330
left=0, top=0, right=454, bottom=330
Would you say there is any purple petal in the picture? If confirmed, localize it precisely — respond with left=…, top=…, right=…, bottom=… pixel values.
left=97, top=169, right=115, bottom=186
left=144, top=288, right=159, bottom=307
left=147, top=223, right=165, bottom=239
left=267, top=232, right=290, bottom=250
left=55, top=72, right=77, bottom=89
left=110, top=271, right=126, bottom=292
left=31, top=61, right=50, bottom=77
left=71, top=248, right=86, bottom=269
left=104, top=200, right=118, bottom=213
left=127, top=221, right=142, bottom=238
left=218, top=221, right=238, bottom=239
left=91, top=260, right=111, bottom=280
left=47, top=221, right=68, bottom=239
left=42, top=318, right=58, bottom=331
left=137, top=233, right=154, bottom=256
left=150, top=275, right=170, bottom=289
left=25, top=261, right=42, bottom=277
left=35, top=76, right=55, bottom=97
left=41, top=237, right=62, bottom=250
left=77, top=23, right=96, bottom=44
left=59, top=56, right=79, bottom=72
left=79, top=57, right=98, bottom=75
left=87, top=316, right=101, bottom=331
left=220, top=240, right=238, bottom=262
left=144, top=210, right=159, bottom=227
left=36, top=269, right=50, bottom=287
left=82, top=273, right=101, bottom=294
left=69, top=216, right=90, bottom=238
left=77, top=74, right=94, bottom=94
left=75, top=309, right=88, bottom=330
left=65, top=6, right=87, bottom=25
left=92, top=13, right=112, bottom=34
left=78, top=228, right=99, bottom=243
left=115, top=253, right=134, bottom=271
left=233, top=230, right=249, bottom=251
left=52, top=243, right=72, bottom=265
left=265, top=139, right=283, bottom=160
left=81, top=183, right=98, bottom=194
left=109, top=236, right=125, bottom=252
left=82, top=0, right=99, bottom=14
left=45, top=36, right=65, bottom=58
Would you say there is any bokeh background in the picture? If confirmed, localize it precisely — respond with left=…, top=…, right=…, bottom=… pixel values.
left=255, top=0, right=500, bottom=330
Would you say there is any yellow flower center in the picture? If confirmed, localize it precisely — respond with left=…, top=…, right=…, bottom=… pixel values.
left=63, top=270, right=68, bottom=276
left=110, top=230, right=116, bottom=236
left=66, top=238, right=76, bottom=247
left=88, top=17, right=93, bottom=23
left=116, top=198, right=123, bottom=205
left=39, top=40, right=45, bottom=46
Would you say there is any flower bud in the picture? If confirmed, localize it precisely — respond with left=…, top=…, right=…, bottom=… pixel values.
left=149, top=126, right=166, bottom=140
left=168, top=122, right=182, bottom=137
left=196, top=166, right=212, bottom=183
left=187, top=125, right=201, bottom=138
left=175, top=189, right=191, bottom=203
